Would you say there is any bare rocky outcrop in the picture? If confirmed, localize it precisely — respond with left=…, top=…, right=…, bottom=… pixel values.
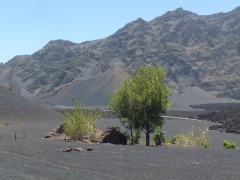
left=100, top=126, right=127, bottom=145
left=196, top=106, right=240, bottom=134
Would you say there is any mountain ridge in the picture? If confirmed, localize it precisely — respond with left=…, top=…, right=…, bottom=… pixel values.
left=1, top=7, right=240, bottom=106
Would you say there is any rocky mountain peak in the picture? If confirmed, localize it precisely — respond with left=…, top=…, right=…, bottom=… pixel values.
left=32, top=39, right=77, bottom=61
left=112, top=16, right=152, bottom=41
left=119, top=17, right=149, bottom=30
left=44, top=39, right=76, bottom=48
left=1, top=7, right=240, bottom=105
left=174, top=7, right=185, bottom=12
left=135, top=17, right=146, bottom=23
left=150, top=7, right=199, bottom=27
left=165, top=7, right=196, bottom=18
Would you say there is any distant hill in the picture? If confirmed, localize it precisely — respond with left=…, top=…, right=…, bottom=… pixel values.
left=49, top=67, right=129, bottom=106
left=1, top=7, right=240, bottom=106
left=0, top=85, right=59, bottom=123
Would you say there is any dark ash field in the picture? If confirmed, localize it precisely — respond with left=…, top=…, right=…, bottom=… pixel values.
left=1, top=111, right=240, bottom=180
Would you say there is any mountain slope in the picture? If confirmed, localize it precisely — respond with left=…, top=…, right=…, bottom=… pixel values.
left=1, top=7, right=240, bottom=106
left=48, top=67, right=129, bottom=106
left=0, top=85, right=59, bottom=123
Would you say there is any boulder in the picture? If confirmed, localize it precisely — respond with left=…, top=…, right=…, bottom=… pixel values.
left=101, top=126, right=127, bottom=145
left=87, top=147, right=93, bottom=151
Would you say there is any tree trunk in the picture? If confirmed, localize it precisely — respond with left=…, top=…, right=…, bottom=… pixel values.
left=155, top=138, right=162, bottom=146
left=130, top=125, right=133, bottom=145
left=146, top=131, right=150, bottom=146
left=145, top=124, right=151, bottom=146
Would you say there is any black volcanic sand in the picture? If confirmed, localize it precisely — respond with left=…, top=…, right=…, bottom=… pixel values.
left=0, top=91, right=240, bottom=180
left=0, top=86, right=60, bottom=139
left=0, top=86, right=59, bottom=124
left=1, top=114, right=240, bottom=180
left=1, top=138, right=240, bottom=180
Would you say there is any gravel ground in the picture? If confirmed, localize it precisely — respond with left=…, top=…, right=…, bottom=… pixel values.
left=1, top=116, right=240, bottom=180
left=1, top=139, right=240, bottom=180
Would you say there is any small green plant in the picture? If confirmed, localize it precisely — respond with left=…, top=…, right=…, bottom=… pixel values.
left=223, top=140, right=237, bottom=149
left=169, top=133, right=184, bottom=144
left=185, top=130, right=195, bottom=145
left=62, top=102, right=102, bottom=141
left=152, top=126, right=165, bottom=145
left=196, top=128, right=210, bottom=148
left=0, top=122, right=9, bottom=127
left=168, top=128, right=210, bottom=148
left=133, top=128, right=141, bottom=144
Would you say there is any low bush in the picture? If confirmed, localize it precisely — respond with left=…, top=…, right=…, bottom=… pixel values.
left=152, top=126, right=165, bottom=145
left=223, top=140, right=237, bottom=149
left=168, top=128, right=210, bottom=148
left=195, top=128, right=210, bottom=148
left=133, top=128, right=141, bottom=144
left=0, top=122, right=9, bottom=127
left=62, top=103, right=103, bottom=141
left=169, top=133, right=186, bottom=145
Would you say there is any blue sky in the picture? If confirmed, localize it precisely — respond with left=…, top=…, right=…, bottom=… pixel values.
left=1, top=0, right=240, bottom=63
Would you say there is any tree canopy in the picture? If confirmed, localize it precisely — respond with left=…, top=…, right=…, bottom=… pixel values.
left=109, top=65, right=170, bottom=146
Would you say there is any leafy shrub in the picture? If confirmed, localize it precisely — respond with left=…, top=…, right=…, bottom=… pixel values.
left=196, top=128, right=210, bottom=148
left=152, top=126, right=165, bottom=145
left=62, top=103, right=102, bottom=141
left=133, top=128, right=141, bottom=144
left=0, top=122, right=9, bottom=127
left=168, top=128, right=210, bottom=148
left=169, top=133, right=186, bottom=145
left=185, top=130, right=195, bottom=145
left=223, top=140, right=237, bottom=149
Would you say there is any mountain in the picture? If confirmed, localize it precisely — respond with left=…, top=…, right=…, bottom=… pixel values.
left=49, top=67, right=129, bottom=106
left=1, top=7, right=240, bottom=106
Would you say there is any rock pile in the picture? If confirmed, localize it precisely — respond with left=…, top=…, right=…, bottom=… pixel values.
left=55, top=124, right=64, bottom=134
left=63, top=146, right=93, bottom=152
left=101, top=126, right=127, bottom=145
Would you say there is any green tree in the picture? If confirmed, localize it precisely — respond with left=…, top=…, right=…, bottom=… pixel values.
left=109, top=65, right=170, bottom=146
left=109, top=83, right=135, bottom=145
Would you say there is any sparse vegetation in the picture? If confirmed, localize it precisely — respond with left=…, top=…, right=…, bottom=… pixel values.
left=0, top=122, right=9, bottom=127
left=169, top=133, right=186, bottom=145
left=62, top=102, right=103, bottom=142
left=132, top=128, right=141, bottom=144
left=223, top=140, right=237, bottom=149
left=0, top=121, right=22, bottom=127
left=195, top=128, right=210, bottom=148
left=152, top=126, right=165, bottom=145
left=168, top=128, right=210, bottom=148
